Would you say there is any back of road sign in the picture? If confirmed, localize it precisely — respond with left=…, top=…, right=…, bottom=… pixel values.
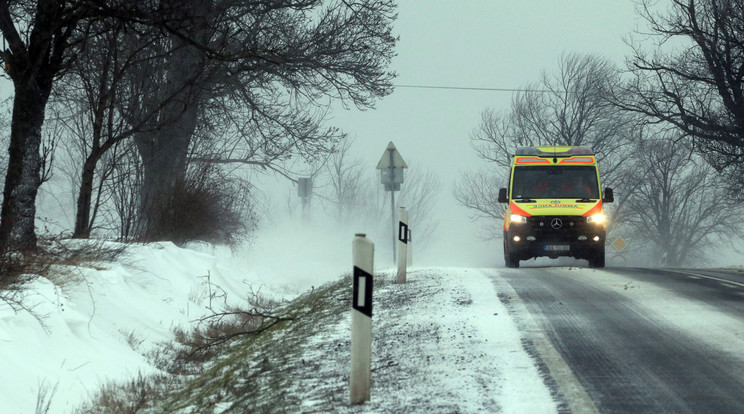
left=376, top=141, right=407, bottom=169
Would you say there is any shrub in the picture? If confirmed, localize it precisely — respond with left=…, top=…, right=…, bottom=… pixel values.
left=145, top=163, right=256, bottom=247
left=75, top=373, right=178, bottom=414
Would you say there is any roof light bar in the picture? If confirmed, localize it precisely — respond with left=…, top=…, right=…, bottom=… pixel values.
left=514, top=146, right=594, bottom=157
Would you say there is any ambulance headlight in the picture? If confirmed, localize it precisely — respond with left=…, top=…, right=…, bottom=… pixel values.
left=510, top=214, right=528, bottom=224
left=586, top=214, right=605, bottom=224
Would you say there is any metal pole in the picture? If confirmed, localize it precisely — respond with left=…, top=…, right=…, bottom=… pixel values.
left=389, top=148, right=396, bottom=264
left=301, top=197, right=309, bottom=221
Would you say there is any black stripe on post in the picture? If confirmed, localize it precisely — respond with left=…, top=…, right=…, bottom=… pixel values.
left=353, top=266, right=373, bottom=317
left=398, top=222, right=408, bottom=244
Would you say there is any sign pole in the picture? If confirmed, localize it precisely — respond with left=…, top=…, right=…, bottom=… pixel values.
left=376, top=141, right=407, bottom=266
left=389, top=148, right=396, bottom=264
left=297, top=177, right=312, bottom=221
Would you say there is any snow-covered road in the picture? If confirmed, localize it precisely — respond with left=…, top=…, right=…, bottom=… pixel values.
left=496, top=265, right=744, bottom=413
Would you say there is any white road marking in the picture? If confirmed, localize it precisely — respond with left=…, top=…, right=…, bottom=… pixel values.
left=674, top=270, right=744, bottom=289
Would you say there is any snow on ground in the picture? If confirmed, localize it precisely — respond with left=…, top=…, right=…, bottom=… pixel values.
left=0, top=239, right=555, bottom=413
left=291, top=267, right=556, bottom=413
left=0, top=241, right=255, bottom=413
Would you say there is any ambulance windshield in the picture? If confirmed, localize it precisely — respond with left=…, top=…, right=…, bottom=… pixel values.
left=511, top=166, right=600, bottom=199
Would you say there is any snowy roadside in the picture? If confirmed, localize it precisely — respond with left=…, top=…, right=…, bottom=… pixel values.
left=293, top=267, right=557, bottom=413
left=0, top=241, right=262, bottom=414
left=0, top=242, right=556, bottom=413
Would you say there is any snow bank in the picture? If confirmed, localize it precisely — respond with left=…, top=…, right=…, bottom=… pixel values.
left=0, top=242, right=252, bottom=413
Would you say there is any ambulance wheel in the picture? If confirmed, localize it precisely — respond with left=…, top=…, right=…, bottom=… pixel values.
left=505, top=254, right=520, bottom=268
left=504, top=243, right=520, bottom=268
left=588, top=247, right=605, bottom=268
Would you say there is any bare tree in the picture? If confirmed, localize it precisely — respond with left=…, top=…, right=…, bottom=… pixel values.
left=453, top=170, right=504, bottom=240
left=0, top=0, right=189, bottom=252
left=51, top=21, right=171, bottom=238
left=512, top=53, right=635, bottom=184
left=125, top=0, right=397, bottom=240
left=396, top=165, right=441, bottom=248
left=458, top=53, right=636, bottom=239
left=126, top=7, right=211, bottom=240
left=320, top=138, right=367, bottom=223
left=469, top=108, right=518, bottom=169
left=315, top=145, right=441, bottom=248
left=0, top=0, right=81, bottom=251
left=623, top=135, right=744, bottom=266
left=358, top=164, right=441, bottom=249
left=108, top=145, right=142, bottom=241
left=622, top=0, right=744, bottom=196
left=0, top=97, right=10, bottom=172
left=0, top=0, right=397, bottom=253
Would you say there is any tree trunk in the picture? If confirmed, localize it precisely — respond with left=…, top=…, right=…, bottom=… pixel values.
left=72, top=156, right=100, bottom=238
left=134, top=102, right=198, bottom=240
left=0, top=88, right=49, bottom=251
left=130, top=28, right=204, bottom=241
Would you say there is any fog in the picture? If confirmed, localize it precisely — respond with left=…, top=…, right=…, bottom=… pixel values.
left=10, top=2, right=744, bottom=269
left=239, top=1, right=638, bottom=270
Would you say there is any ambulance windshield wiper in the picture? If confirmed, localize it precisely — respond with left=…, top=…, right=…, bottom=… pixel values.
left=575, top=198, right=597, bottom=203
left=514, top=197, right=536, bottom=203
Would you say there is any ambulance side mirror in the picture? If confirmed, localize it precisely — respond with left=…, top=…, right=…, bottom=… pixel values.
left=498, top=188, right=508, bottom=203
left=603, top=188, right=614, bottom=203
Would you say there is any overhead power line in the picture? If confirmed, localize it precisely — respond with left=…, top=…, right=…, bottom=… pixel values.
left=393, top=84, right=551, bottom=93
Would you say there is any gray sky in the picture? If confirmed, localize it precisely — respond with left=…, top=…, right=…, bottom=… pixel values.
left=329, top=1, right=640, bottom=265
left=335, top=1, right=640, bottom=159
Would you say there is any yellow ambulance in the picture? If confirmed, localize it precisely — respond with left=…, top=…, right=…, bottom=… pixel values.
left=497, top=146, right=614, bottom=268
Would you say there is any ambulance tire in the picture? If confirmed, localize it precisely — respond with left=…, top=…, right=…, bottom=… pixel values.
left=505, top=253, right=520, bottom=268
left=504, top=242, right=520, bottom=268
left=588, top=247, right=605, bottom=268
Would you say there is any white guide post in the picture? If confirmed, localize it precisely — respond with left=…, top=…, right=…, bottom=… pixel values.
left=351, top=233, right=374, bottom=405
left=396, top=207, right=408, bottom=283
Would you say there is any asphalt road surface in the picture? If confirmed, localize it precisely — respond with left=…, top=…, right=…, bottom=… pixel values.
left=490, top=265, right=744, bottom=413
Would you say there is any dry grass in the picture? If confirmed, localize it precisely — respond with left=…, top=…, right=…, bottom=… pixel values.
left=153, top=275, right=354, bottom=413
left=35, top=380, right=59, bottom=414
left=74, top=373, right=178, bottom=414
left=76, top=276, right=295, bottom=412
left=74, top=274, right=351, bottom=413
left=1, top=238, right=128, bottom=290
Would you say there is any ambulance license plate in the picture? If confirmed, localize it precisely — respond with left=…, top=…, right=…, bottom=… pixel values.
left=544, top=245, right=570, bottom=251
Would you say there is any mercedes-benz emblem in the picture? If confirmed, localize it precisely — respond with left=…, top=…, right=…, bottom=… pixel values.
left=550, top=218, right=563, bottom=229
